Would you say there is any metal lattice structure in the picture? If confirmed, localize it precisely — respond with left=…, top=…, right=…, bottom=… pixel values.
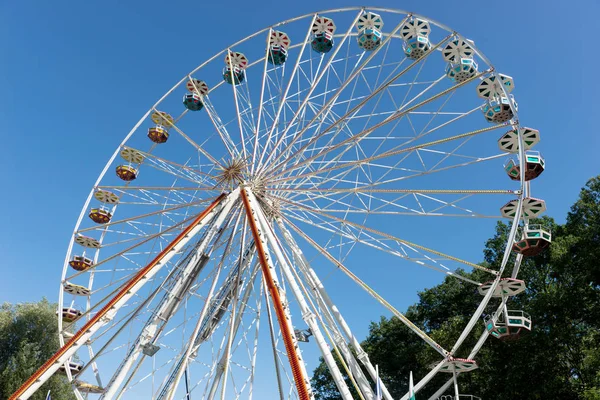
left=11, top=7, right=548, bottom=400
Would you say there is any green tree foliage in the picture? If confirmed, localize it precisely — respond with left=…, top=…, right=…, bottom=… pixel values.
left=0, top=298, right=76, bottom=400
left=312, top=176, right=600, bottom=399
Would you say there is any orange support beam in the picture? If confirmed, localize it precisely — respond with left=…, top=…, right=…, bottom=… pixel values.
left=240, top=189, right=311, bottom=400
left=10, top=193, right=227, bottom=400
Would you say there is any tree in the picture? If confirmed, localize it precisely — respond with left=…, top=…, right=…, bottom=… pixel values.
left=0, top=298, right=76, bottom=400
left=312, top=176, right=600, bottom=399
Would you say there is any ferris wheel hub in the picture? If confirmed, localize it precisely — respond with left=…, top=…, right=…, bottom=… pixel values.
left=216, top=157, right=247, bottom=187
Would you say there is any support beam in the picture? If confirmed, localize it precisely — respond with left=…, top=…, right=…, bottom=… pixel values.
left=101, top=196, right=238, bottom=399
left=204, top=260, right=260, bottom=400
left=249, top=192, right=353, bottom=400
left=277, top=218, right=391, bottom=400
left=9, top=193, right=229, bottom=400
left=453, top=371, right=460, bottom=399
left=240, top=188, right=313, bottom=400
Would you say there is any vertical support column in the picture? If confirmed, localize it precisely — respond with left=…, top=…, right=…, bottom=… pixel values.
left=452, top=371, right=460, bottom=399
left=240, top=188, right=313, bottom=400
left=501, top=292, right=508, bottom=330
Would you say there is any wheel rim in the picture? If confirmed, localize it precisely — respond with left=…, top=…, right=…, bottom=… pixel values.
left=53, top=8, right=543, bottom=400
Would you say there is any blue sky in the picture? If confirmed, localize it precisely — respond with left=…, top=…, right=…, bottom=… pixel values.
left=1, top=0, right=598, bottom=396
left=2, top=0, right=598, bottom=304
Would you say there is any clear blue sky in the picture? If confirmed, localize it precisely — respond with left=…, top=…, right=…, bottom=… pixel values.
left=2, top=0, right=597, bottom=303
left=0, top=0, right=598, bottom=396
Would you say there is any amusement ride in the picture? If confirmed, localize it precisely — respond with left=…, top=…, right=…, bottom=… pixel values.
left=10, top=7, right=549, bottom=400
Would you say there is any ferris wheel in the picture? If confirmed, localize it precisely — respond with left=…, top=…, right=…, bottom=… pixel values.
left=11, top=7, right=550, bottom=400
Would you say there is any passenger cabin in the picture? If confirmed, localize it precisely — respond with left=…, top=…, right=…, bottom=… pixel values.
left=148, top=125, right=170, bottom=144
left=356, top=12, right=383, bottom=51
left=312, top=31, right=334, bottom=53
left=89, top=207, right=112, bottom=224
left=116, top=165, right=137, bottom=181
left=60, top=307, right=83, bottom=323
left=482, top=95, right=517, bottom=123
left=183, top=92, right=204, bottom=111
left=446, top=58, right=478, bottom=83
left=311, top=16, right=336, bottom=53
left=69, top=255, right=94, bottom=271
left=512, top=224, right=551, bottom=256
left=75, top=381, right=105, bottom=394
left=63, top=282, right=91, bottom=296
left=268, top=45, right=288, bottom=65
left=223, top=51, right=248, bottom=85
left=58, top=361, right=83, bottom=376
left=485, top=309, right=532, bottom=340
left=504, top=151, right=545, bottom=181
left=404, top=35, right=431, bottom=59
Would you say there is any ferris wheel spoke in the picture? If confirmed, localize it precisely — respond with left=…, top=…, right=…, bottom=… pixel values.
left=191, top=80, right=238, bottom=159
left=76, top=198, right=215, bottom=234
left=150, top=108, right=224, bottom=168
left=267, top=68, right=490, bottom=184
left=270, top=121, right=505, bottom=187
left=205, top=261, right=261, bottom=400
left=277, top=218, right=393, bottom=399
left=76, top=291, right=195, bottom=385
left=262, top=16, right=413, bottom=175
left=274, top=225, right=378, bottom=399
left=159, top=230, right=258, bottom=400
left=80, top=195, right=218, bottom=257
left=248, top=189, right=355, bottom=399
left=93, top=187, right=216, bottom=208
left=123, top=147, right=219, bottom=186
left=67, top=210, right=212, bottom=283
left=390, top=102, right=480, bottom=161
left=97, top=185, right=221, bottom=192
left=285, top=147, right=502, bottom=195
left=281, top=215, right=450, bottom=358
left=250, top=28, right=277, bottom=174
left=249, top=65, right=290, bottom=171
left=284, top=62, right=369, bottom=179
left=265, top=31, right=454, bottom=176
left=225, top=49, right=251, bottom=159
left=12, top=194, right=231, bottom=400
left=241, top=188, right=323, bottom=400
left=112, top=213, right=247, bottom=399
left=255, top=10, right=365, bottom=174
left=280, top=207, right=482, bottom=286
left=203, top=218, right=252, bottom=400
left=278, top=186, right=512, bottom=218
left=341, top=152, right=507, bottom=190
left=99, top=199, right=240, bottom=399
left=280, top=95, right=479, bottom=193
left=71, top=210, right=242, bottom=350
left=280, top=101, right=486, bottom=193
left=254, top=13, right=346, bottom=173
left=275, top=187, right=518, bottom=195
left=253, top=27, right=318, bottom=174
left=283, top=199, right=501, bottom=219
left=285, top=55, right=433, bottom=182
left=275, top=194, right=497, bottom=275
left=294, top=67, right=430, bottom=181
left=202, top=101, right=239, bottom=159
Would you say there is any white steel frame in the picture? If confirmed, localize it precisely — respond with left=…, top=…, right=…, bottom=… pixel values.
left=10, top=7, right=537, bottom=400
